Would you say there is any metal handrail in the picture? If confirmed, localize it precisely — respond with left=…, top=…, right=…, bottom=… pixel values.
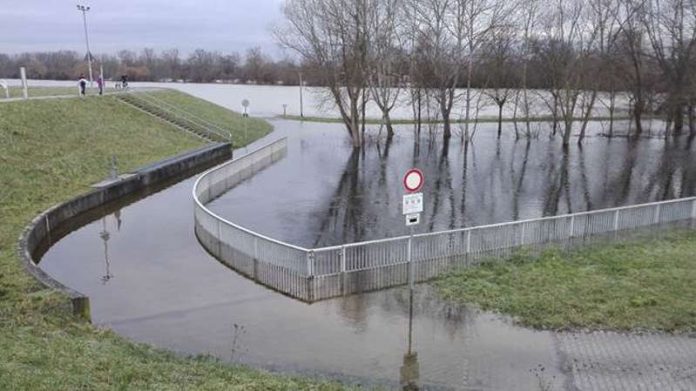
left=127, top=92, right=230, bottom=141
left=138, top=92, right=233, bottom=140
left=194, top=138, right=696, bottom=281
left=193, top=137, right=310, bottom=252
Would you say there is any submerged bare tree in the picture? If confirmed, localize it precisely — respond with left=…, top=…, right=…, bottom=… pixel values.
left=367, top=0, right=404, bottom=138
left=279, top=0, right=372, bottom=147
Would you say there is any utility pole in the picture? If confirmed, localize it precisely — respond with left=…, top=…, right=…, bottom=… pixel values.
left=77, top=4, right=93, bottom=87
left=298, top=71, right=304, bottom=118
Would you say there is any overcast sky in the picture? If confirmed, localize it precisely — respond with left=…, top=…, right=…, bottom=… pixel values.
left=0, top=0, right=288, bottom=57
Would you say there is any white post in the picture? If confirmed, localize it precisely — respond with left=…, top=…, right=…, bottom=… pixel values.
left=569, top=215, right=575, bottom=238
left=520, top=223, right=525, bottom=246
left=613, top=209, right=620, bottom=231
left=654, top=204, right=661, bottom=224
left=20, top=67, right=28, bottom=99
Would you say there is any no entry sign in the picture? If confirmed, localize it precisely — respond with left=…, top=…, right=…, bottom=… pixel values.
left=403, top=168, right=424, bottom=193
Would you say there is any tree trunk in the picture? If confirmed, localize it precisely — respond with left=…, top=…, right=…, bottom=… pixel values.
left=440, top=89, right=451, bottom=140
left=577, top=91, right=597, bottom=144
left=673, top=105, right=684, bottom=135
left=688, top=103, right=696, bottom=136
left=384, top=113, right=394, bottom=139
left=497, top=103, right=504, bottom=139
left=633, top=98, right=644, bottom=136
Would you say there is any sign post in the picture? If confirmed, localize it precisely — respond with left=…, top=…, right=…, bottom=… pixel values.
left=402, top=168, right=424, bottom=288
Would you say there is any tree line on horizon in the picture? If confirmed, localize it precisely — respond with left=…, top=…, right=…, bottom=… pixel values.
left=278, top=0, right=696, bottom=147
left=0, top=47, right=305, bottom=86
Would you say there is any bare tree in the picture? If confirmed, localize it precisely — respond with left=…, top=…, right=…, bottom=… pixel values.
left=481, top=24, right=516, bottom=138
left=279, top=0, right=372, bottom=147
left=642, top=0, right=696, bottom=136
left=367, top=0, right=403, bottom=138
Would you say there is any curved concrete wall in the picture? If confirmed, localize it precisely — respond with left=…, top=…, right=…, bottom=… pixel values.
left=17, top=142, right=232, bottom=322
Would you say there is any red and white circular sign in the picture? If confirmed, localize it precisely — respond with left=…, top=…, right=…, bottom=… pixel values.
left=403, top=168, right=424, bottom=192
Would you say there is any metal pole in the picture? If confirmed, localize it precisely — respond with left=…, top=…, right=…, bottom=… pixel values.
left=78, top=5, right=93, bottom=87
left=298, top=72, right=304, bottom=118
left=408, top=226, right=414, bottom=289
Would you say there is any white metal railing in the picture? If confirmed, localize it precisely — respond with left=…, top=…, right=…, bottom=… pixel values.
left=193, top=139, right=696, bottom=301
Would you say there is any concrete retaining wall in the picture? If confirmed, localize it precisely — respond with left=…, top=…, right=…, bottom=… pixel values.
left=17, top=142, right=232, bottom=322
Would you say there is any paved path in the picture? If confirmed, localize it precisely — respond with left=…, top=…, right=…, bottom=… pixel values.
left=556, top=331, right=696, bottom=391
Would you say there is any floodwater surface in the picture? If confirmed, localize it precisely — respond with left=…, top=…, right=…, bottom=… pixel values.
left=210, top=120, right=696, bottom=248
left=40, top=165, right=565, bottom=390
left=38, top=118, right=695, bottom=390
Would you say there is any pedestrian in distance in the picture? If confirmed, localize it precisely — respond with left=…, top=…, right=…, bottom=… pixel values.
left=97, top=75, right=104, bottom=95
left=78, top=74, right=87, bottom=96
left=121, top=74, right=128, bottom=89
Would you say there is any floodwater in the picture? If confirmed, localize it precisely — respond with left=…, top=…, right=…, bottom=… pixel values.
left=210, top=120, right=696, bottom=248
left=38, top=117, right=696, bottom=390
left=7, top=78, right=629, bottom=120
left=39, top=160, right=565, bottom=390
left=32, top=82, right=696, bottom=389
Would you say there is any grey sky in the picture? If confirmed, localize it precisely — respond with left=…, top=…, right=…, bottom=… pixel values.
left=0, top=0, right=287, bottom=57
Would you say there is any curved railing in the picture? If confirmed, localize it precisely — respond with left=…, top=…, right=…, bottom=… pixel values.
left=194, top=140, right=696, bottom=302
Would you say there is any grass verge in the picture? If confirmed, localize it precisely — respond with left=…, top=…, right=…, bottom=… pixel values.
left=434, top=230, right=696, bottom=332
left=0, top=96, right=347, bottom=389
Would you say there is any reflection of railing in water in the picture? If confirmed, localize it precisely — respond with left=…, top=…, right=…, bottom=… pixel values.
left=194, top=139, right=696, bottom=303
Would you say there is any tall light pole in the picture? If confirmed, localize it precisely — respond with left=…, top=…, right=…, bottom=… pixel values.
left=76, top=4, right=93, bottom=87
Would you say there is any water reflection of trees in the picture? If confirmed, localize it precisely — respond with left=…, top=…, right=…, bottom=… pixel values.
left=311, top=128, right=696, bottom=248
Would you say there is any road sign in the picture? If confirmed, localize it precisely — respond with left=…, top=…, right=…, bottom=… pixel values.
left=405, top=213, right=420, bottom=226
left=403, top=168, right=424, bottom=193
left=242, top=99, right=250, bottom=108
left=403, top=193, right=423, bottom=215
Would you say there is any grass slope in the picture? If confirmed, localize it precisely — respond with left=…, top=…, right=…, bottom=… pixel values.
left=435, top=230, right=696, bottom=332
left=0, top=96, right=347, bottom=390
left=145, top=89, right=272, bottom=147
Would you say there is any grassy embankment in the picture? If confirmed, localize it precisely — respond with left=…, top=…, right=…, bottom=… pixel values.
left=435, top=230, right=696, bottom=332
left=142, top=89, right=271, bottom=147
left=0, top=91, right=346, bottom=390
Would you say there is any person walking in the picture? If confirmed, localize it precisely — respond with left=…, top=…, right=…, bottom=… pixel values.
left=97, top=75, right=104, bottom=95
left=120, top=74, right=128, bottom=89
left=78, top=74, right=87, bottom=96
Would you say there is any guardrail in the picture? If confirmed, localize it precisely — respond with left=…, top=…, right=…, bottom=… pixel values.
left=194, top=140, right=696, bottom=302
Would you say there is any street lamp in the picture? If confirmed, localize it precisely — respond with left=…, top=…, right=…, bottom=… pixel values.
left=76, top=4, right=93, bottom=87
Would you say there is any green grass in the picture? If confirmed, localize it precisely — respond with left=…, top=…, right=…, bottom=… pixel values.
left=435, top=230, right=696, bottom=332
left=144, top=89, right=272, bottom=147
left=0, top=96, right=349, bottom=390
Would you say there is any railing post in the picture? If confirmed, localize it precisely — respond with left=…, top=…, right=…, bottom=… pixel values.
left=465, top=229, right=472, bottom=266
left=340, top=246, right=347, bottom=296
left=306, top=250, right=315, bottom=302
left=253, top=237, right=259, bottom=280
left=613, top=209, right=620, bottom=232
left=569, top=215, right=575, bottom=239
left=654, top=204, right=661, bottom=225
left=691, top=199, right=696, bottom=228
left=520, top=223, right=525, bottom=246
